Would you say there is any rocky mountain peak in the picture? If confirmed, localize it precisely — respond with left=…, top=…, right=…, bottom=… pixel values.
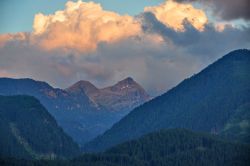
left=66, top=77, right=150, bottom=112
left=66, top=80, right=99, bottom=95
left=107, top=77, right=143, bottom=92
left=116, top=77, right=136, bottom=85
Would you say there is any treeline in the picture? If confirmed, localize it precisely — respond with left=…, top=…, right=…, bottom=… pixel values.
left=1, top=129, right=250, bottom=166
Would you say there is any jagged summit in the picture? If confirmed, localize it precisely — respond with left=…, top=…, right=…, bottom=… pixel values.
left=67, top=77, right=150, bottom=112
left=66, top=80, right=99, bottom=96
left=116, top=77, right=135, bottom=85
left=104, top=77, right=144, bottom=92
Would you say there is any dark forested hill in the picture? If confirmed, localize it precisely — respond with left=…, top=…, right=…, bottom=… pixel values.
left=0, top=95, right=80, bottom=159
left=84, top=49, right=250, bottom=152
left=1, top=129, right=250, bottom=166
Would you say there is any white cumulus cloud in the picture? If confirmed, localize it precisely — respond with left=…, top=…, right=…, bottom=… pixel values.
left=32, top=1, right=141, bottom=53
left=144, top=0, right=208, bottom=31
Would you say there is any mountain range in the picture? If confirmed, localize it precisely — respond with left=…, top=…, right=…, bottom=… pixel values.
left=0, top=77, right=149, bottom=145
left=66, top=77, right=150, bottom=112
left=0, top=49, right=249, bottom=165
left=84, top=49, right=250, bottom=152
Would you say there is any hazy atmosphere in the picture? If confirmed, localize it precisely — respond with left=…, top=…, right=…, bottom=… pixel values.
left=1, top=1, right=250, bottom=165
left=1, top=0, right=249, bottom=96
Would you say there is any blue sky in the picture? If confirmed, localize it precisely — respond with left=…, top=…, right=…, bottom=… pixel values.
left=0, top=0, right=163, bottom=34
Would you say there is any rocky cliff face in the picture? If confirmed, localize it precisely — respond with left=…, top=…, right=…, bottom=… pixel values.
left=66, top=77, right=150, bottom=112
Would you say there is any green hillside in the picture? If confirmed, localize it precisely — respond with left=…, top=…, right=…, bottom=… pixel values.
left=0, top=95, right=80, bottom=159
left=221, top=103, right=250, bottom=143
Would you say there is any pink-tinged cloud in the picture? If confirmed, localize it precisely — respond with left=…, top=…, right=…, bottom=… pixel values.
left=0, top=69, right=18, bottom=78
left=0, top=0, right=212, bottom=53
left=32, top=1, right=141, bottom=53
left=144, top=0, right=208, bottom=32
left=0, top=33, right=28, bottom=47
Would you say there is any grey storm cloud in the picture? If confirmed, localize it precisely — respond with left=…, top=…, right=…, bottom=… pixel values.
left=174, top=0, right=250, bottom=21
left=0, top=41, right=111, bottom=88
left=140, top=12, right=250, bottom=58
left=0, top=35, right=206, bottom=96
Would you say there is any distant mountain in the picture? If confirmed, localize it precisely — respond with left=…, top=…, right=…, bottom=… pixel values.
left=66, top=77, right=150, bottom=112
left=0, top=78, right=94, bottom=111
left=84, top=49, right=250, bottom=152
left=68, top=80, right=99, bottom=95
left=0, top=95, right=80, bottom=159
left=0, top=77, right=149, bottom=146
left=0, top=77, right=97, bottom=145
left=2, top=129, right=250, bottom=166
